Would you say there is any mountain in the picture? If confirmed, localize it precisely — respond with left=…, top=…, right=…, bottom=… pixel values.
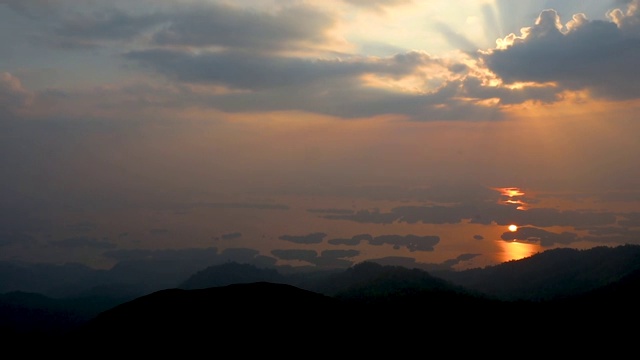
left=178, top=261, right=286, bottom=289
left=68, top=282, right=348, bottom=354
left=64, top=281, right=506, bottom=355
left=178, top=260, right=471, bottom=297
left=4, top=244, right=640, bottom=355
left=65, top=275, right=639, bottom=355
left=0, top=257, right=256, bottom=299
left=6, top=244, right=640, bottom=302
left=432, top=244, right=640, bottom=300
left=0, top=291, right=123, bottom=348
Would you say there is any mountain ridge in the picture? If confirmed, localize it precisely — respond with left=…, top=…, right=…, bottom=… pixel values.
left=3, top=243, right=640, bottom=353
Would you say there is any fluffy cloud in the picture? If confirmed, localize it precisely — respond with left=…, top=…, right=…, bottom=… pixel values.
left=0, top=72, right=33, bottom=113
left=480, top=3, right=640, bottom=99
left=125, top=50, right=434, bottom=91
left=32, top=2, right=339, bottom=53
left=151, top=3, right=337, bottom=53
left=5, top=1, right=640, bottom=123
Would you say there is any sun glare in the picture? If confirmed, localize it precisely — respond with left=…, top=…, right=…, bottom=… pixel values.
left=508, top=224, right=518, bottom=232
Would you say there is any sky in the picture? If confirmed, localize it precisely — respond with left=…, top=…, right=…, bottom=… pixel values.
left=1, top=0, right=640, bottom=272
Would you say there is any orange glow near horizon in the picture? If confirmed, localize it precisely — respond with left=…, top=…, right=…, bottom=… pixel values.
left=508, top=224, right=518, bottom=232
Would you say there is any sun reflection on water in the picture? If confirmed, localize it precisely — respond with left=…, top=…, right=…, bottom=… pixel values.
left=493, top=187, right=528, bottom=210
left=495, top=239, right=539, bottom=264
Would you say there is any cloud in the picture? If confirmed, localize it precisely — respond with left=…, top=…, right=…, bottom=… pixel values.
left=104, top=247, right=220, bottom=262
left=48, top=8, right=162, bottom=49
left=149, top=228, right=170, bottom=235
left=585, top=226, right=640, bottom=237
left=325, top=202, right=618, bottom=228
left=305, top=183, right=502, bottom=203
left=325, top=209, right=398, bottom=224
left=0, top=0, right=57, bottom=18
left=500, top=227, right=578, bottom=246
left=124, top=48, right=507, bottom=121
left=0, top=206, right=50, bottom=236
left=328, top=234, right=373, bottom=246
left=303, top=231, right=440, bottom=253
left=511, top=207, right=617, bottom=227
left=271, top=249, right=318, bottom=262
left=34, top=2, right=339, bottom=53
left=609, top=0, right=640, bottom=35
left=219, top=248, right=265, bottom=264
left=0, top=232, right=37, bottom=247
left=271, top=248, right=355, bottom=268
left=101, top=246, right=278, bottom=269
left=188, top=202, right=290, bottom=210
left=306, top=208, right=354, bottom=215
left=279, top=232, right=327, bottom=244
left=370, top=234, right=440, bottom=252
left=49, top=236, right=117, bottom=249
left=0, top=72, right=33, bottom=114
left=367, top=254, right=479, bottom=272
left=100, top=246, right=280, bottom=271
left=8, top=1, right=539, bottom=122
left=125, top=50, right=432, bottom=91
left=439, top=253, right=483, bottom=269
left=67, top=221, right=98, bottom=232
left=320, top=249, right=360, bottom=259
left=6, top=1, right=640, bottom=124
left=151, top=3, right=337, bottom=53
left=618, top=212, right=640, bottom=227
left=480, top=4, right=640, bottom=100
left=221, top=232, right=242, bottom=240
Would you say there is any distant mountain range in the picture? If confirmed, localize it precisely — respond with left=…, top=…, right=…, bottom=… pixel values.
left=3, top=244, right=640, bottom=354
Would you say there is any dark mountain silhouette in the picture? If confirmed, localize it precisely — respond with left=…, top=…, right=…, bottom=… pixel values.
left=0, top=290, right=124, bottom=348
left=0, top=261, right=101, bottom=297
left=0, top=257, right=258, bottom=299
left=432, top=244, right=640, bottom=301
left=178, top=261, right=286, bottom=289
left=68, top=282, right=349, bottom=354
left=66, top=275, right=638, bottom=355
left=308, top=260, right=476, bottom=296
left=4, top=244, right=640, bottom=354
left=7, top=244, right=640, bottom=303
left=177, top=260, right=466, bottom=297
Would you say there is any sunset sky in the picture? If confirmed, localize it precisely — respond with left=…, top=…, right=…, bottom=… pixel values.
left=1, top=0, right=639, bottom=272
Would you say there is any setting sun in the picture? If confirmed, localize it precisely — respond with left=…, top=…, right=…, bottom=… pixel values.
left=508, top=224, right=518, bottom=232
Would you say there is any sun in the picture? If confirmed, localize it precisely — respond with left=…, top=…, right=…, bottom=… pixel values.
left=508, top=224, right=518, bottom=232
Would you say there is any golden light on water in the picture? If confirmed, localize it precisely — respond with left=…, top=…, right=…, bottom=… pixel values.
left=494, top=187, right=528, bottom=210
left=497, top=187, right=525, bottom=197
left=496, top=240, right=539, bottom=264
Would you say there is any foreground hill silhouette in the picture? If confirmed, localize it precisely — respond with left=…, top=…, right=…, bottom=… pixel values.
left=71, top=282, right=345, bottom=348
left=4, top=244, right=640, bottom=354
left=67, top=273, right=640, bottom=355
left=68, top=281, right=513, bottom=355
